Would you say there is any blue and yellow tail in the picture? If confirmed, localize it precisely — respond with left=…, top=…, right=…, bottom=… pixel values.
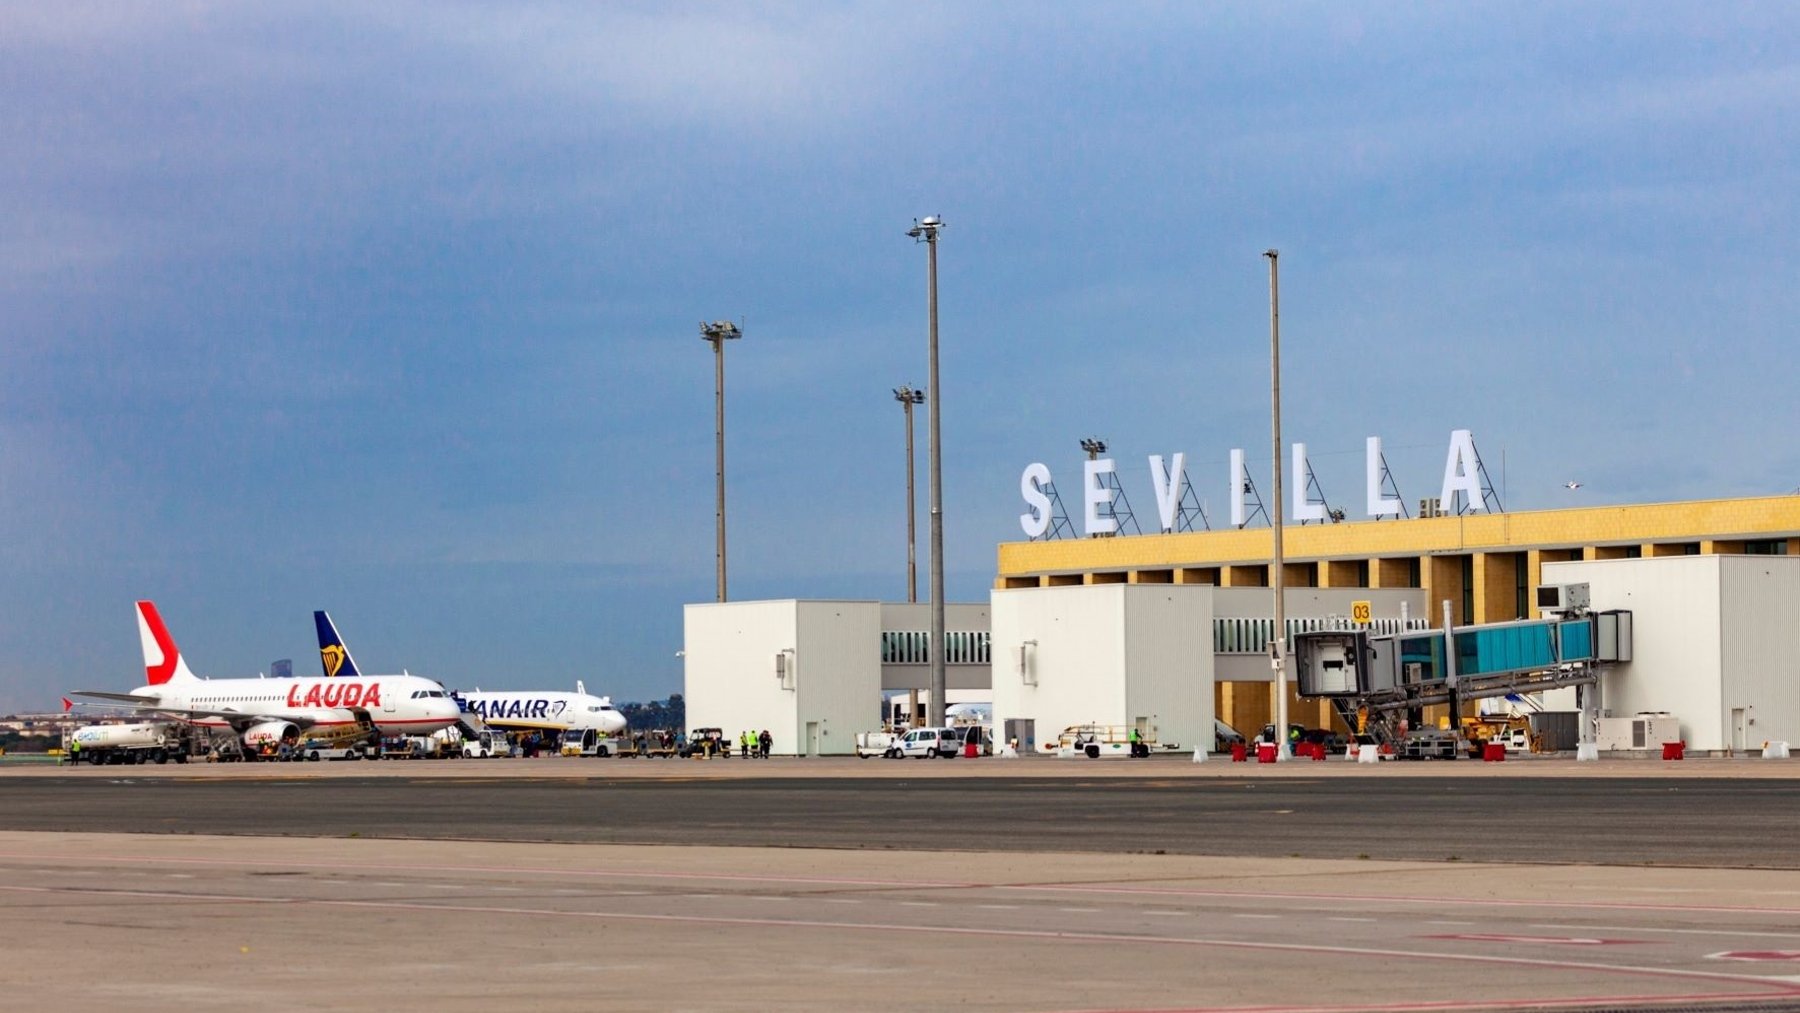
left=313, top=610, right=363, bottom=678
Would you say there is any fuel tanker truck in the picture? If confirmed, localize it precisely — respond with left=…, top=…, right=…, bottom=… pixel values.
left=68, top=721, right=195, bottom=765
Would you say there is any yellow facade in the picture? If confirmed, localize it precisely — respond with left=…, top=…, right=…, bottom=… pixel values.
left=998, top=494, right=1800, bottom=736
left=1000, top=494, right=1800, bottom=625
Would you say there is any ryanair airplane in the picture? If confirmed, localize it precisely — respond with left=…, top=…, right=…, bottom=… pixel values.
left=314, top=610, right=627, bottom=736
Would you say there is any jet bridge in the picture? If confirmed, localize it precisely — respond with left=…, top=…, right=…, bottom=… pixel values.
left=1292, top=609, right=1632, bottom=750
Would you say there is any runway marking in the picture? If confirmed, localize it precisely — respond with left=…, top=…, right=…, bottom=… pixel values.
left=1426, top=920, right=1475, bottom=926
left=1329, top=917, right=1376, bottom=923
left=10, top=849, right=1800, bottom=919
left=3, top=881, right=1795, bottom=1007
left=1533, top=923, right=1800, bottom=941
left=991, top=882, right=1800, bottom=918
left=1145, top=910, right=1187, bottom=917
left=978, top=904, right=1020, bottom=910
left=900, top=901, right=938, bottom=907
left=1235, top=914, right=1278, bottom=920
left=1057, top=907, right=1101, bottom=914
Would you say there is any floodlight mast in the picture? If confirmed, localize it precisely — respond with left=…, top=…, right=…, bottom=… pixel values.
left=1265, top=250, right=1288, bottom=761
left=894, top=385, right=926, bottom=603
left=906, top=215, right=946, bottom=727
left=700, top=320, right=742, bottom=602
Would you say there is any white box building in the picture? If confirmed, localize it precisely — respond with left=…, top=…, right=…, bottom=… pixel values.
left=1547, top=555, right=1800, bottom=752
left=991, top=584, right=1215, bottom=752
left=683, top=600, right=880, bottom=756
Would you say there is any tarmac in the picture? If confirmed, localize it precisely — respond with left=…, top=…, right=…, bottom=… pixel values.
left=6, top=755, right=1800, bottom=1011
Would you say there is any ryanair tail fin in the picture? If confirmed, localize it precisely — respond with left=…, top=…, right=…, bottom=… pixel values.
left=313, top=610, right=362, bottom=678
left=136, top=600, right=199, bottom=686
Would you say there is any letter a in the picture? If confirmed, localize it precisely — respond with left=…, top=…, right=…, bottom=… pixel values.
left=1440, top=429, right=1483, bottom=513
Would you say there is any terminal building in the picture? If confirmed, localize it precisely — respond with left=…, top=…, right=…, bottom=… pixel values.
left=684, top=493, right=1800, bottom=755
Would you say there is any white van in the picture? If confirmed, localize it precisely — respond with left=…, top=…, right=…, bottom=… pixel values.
left=889, top=727, right=959, bottom=759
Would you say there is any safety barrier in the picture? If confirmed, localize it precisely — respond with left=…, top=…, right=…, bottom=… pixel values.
left=1661, top=741, right=1685, bottom=761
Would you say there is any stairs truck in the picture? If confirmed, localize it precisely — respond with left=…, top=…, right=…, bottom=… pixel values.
left=68, top=722, right=194, bottom=765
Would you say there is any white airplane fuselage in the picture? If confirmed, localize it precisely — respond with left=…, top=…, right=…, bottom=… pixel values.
left=135, top=675, right=460, bottom=736
left=456, top=690, right=627, bottom=735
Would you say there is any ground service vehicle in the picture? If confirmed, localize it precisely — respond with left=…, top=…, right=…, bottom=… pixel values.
left=681, top=728, right=731, bottom=758
left=460, top=730, right=509, bottom=758
left=855, top=730, right=903, bottom=758
left=560, top=728, right=622, bottom=757
left=889, top=727, right=959, bottom=758
left=1047, top=724, right=1154, bottom=759
left=68, top=721, right=193, bottom=765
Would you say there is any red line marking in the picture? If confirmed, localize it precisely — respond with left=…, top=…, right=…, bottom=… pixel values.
left=1423, top=933, right=1644, bottom=946
left=1, top=882, right=1795, bottom=1005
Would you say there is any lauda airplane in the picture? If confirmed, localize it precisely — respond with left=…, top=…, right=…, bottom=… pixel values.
left=315, top=610, right=627, bottom=736
left=72, top=601, right=461, bottom=750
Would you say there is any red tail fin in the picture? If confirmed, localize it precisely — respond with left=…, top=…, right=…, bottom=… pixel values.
left=136, top=600, right=195, bottom=685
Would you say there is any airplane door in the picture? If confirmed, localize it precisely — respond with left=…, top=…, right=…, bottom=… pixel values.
left=383, top=690, right=398, bottom=715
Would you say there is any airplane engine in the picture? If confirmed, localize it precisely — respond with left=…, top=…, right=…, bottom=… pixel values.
left=241, top=721, right=301, bottom=750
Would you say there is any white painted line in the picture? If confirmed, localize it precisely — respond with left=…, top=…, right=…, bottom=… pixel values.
left=1057, top=907, right=1101, bottom=914
left=1145, top=910, right=1187, bottom=917
left=1429, top=920, right=1475, bottom=926
left=1537, top=923, right=1800, bottom=942
left=977, top=904, right=1019, bottom=911
left=1235, top=913, right=1279, bottom=920
left=4, top=882, right=1793, bottom=1004
left=821, top=899, right=861, bottom=905
left=1330, top=916, right=1377, bottom=923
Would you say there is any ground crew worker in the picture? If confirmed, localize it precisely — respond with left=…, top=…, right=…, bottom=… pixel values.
left=1287, top=724, right=1302, bottom=756
left=68, top=739, right=80, bottom=765
left=1128, top=726, right=1144, bottom=758
left=759, top=729, right=772, bottom=758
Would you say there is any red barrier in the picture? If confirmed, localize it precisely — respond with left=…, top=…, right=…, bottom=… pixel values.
left=1483, top=742, right=1506, bottom=762
left=1662, top=741, right=1685, bottom=761
left=1310, top=743, right=1326, bottom=762
left=1230, top=743, right=1248, bottom=762
left=1256, top=743, right=1277, bottom=764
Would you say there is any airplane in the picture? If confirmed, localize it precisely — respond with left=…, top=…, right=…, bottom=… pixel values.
left=70, top=601, right=462, bottom=754
left=314, top=610, right=628, bottom=736
left=945, top=702, right=993, bottom=724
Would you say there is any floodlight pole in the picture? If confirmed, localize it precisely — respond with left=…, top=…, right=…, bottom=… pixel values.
left=701, top=320, right=742, bottom=602
left=1266, top=250, right=1289, bottom=761
left=894, top=386, right=926, bottom=603
left=908, top=216, right=946, bottom=728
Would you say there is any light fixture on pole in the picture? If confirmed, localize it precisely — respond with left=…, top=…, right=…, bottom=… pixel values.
left=1264, top=250, right=1289, bottom=761
left=893, top=385, right=926, bottom=603
left=906, top=215, right=947, bottom=728
left=700, top=320, right=742, bottom=603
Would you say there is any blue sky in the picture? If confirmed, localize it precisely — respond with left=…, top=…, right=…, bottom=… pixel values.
left=3, top=3, right=1796, bottom=712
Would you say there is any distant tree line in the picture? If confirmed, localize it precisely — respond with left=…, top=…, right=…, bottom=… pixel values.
left=618, top=693, right=684, bottom=731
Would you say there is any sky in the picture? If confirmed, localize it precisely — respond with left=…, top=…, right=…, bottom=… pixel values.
left=3, top=2, right=1797, bottom=712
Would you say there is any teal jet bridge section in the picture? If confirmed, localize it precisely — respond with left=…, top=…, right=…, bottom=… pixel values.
left=1292, top=611, right=1631, bottom=745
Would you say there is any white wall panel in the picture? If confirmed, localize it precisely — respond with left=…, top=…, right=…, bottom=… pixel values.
left=1718, top=557, right=1800, bottom=752
left=1546, top=558, right=1724, bottom=749
left=1122, top=586, right=1214, bottom=751
left=794, top=601, right=883, bottom=756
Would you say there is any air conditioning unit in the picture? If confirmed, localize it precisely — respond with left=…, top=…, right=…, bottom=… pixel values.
left=1535, top=583, right=1591, bottom=612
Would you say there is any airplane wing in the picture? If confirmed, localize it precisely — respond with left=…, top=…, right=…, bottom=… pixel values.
left=69, top=689, right=160, bottom=705
left=68, top=692, right=322, bottom=731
